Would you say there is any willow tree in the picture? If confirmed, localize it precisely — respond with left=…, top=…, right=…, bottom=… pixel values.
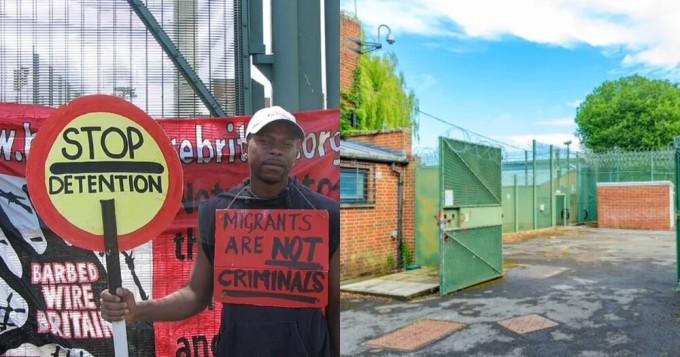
left=341, top=52, right=418, bottom=136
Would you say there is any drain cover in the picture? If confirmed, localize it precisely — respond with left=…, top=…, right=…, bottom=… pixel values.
left=498, top=314, right=559, bottom=334
left=363, top=320, right=465, bottom=352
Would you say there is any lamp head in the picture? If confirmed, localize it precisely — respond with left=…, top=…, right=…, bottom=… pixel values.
left=386, top=33, right=396, bottom=45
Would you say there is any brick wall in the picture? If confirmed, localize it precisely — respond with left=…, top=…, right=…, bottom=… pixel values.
left=340, top=129, right=415, bottom=279
left=597, top=182, right=674, bottom=230
left=345, top=129, right=412, bottom=156
left=340, top=12, right=360, bottom=93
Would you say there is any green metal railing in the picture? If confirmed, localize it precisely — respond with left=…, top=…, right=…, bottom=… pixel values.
left=674, top=136, right=680, bottom=291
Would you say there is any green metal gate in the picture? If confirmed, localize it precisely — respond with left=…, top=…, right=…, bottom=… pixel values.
left=439, top=137, right=503, bottom=295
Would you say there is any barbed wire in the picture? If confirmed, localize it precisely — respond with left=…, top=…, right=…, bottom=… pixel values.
left=413, top=147, right=439, bottom=167
left=415, top=109, right=530, bottom=152
left=582, top=148, right=675, bottom=167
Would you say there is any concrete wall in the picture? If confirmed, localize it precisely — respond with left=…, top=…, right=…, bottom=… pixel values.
left=597, top=181, right=674, bottom=230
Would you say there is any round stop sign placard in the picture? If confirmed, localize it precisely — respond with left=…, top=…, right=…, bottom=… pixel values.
left=27, top=95, right=183, bottom=251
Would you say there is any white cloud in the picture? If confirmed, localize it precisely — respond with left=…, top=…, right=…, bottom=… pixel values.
left=341, top=0, right=456, bottom=38
left=410, top=74, right=438, bottom=93
left=535, top=118, right=576, bottom=127
left=344, top=0, right=680, bottom=73
left=422, top=41, right=487, bottom=55
left=567, top=100, right=582, bottom=108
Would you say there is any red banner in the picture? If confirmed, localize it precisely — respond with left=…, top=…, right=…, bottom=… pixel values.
left=213, top=209, right=329, bottom=309
left=0, top=103, right=339, bottom=357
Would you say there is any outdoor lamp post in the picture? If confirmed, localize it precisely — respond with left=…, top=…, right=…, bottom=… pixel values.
left=564, top=140, right=572, bottom=171
left=674, top=136, right=680, bottom=290
left=348, top=24, right=395, bottom=54
left=346, top=23, right=396, bottom=127
left=563, top=140, right=572, bottom=225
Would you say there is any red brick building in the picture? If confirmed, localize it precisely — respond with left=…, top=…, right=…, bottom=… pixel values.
left=597, top=181, right=674, bottom=230
left=339, top=13, right=416, bottom=279
left=340, top=129, right=416, bottom=279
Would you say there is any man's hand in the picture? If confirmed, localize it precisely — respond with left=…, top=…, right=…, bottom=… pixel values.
left=100, top=287, right=137, bottom=323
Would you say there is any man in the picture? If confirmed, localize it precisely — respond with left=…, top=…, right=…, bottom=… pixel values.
left=100, top=106, right=340, bottom=357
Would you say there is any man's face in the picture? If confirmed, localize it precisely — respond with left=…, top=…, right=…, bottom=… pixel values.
left=246, top=121, right=300, bottom=185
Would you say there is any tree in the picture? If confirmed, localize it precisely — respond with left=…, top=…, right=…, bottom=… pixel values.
left=341, top=52, right=418, bottom=136
left=575, top=75, right=680, bottom=151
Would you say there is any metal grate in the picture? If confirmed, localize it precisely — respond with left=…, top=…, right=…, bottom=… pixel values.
left=441, top=137, right=502, bottom=206
left=438, top=137, right=503, bottom=295
left=440, top=226, right=503, bottom=293
left=0, top=0, right=244, bottom=117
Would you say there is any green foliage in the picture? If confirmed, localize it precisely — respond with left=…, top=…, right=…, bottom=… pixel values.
left=384, top=254, right=395, bottom=273
left=575, top=75, right=680, bottom=150
left=341, top=52, right=418, bottom=136
left=401, top=242, right=413, bottom=266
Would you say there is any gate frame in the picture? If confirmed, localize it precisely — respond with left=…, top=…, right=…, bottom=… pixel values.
left=438, top=137, right=504, bottom=295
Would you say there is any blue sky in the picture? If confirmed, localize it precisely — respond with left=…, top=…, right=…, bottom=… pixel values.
left=340, top=0, right=680, bottom=153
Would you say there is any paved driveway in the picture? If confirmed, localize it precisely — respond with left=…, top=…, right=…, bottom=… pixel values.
left=340, top=227, right=680, bottom=356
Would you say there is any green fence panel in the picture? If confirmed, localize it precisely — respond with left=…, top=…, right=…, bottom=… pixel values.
left=516, top=186, right=535, bottom=231
left=415, top=165, right=441, bottom=267
left=577, top=166, right=598, bottom=223
left=501, top=186, right=516, bottom=233
left=439, top=137, right=503, bottom=295
left=440, top=226, right=503, bottom=293
left=440, top=139, right=501, bottom=207
left=536, top=181, right=553, bottom=229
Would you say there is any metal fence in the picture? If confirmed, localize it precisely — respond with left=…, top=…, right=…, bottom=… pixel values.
left=501, top=142, right=570, bottom=232
left=0, top=0, right=243, bottom=118
left=577, top=148, right=675, bottom=223
left=501, top=145, right=674, bottom=232
left=417, top=140, right=673, bottom=235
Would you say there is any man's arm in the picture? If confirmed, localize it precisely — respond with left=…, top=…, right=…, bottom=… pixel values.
left=100, top=226, right=214, bottom=323
left=326, top=250, right=340, bottom=357
left=130, top=241, right=214, bottom=321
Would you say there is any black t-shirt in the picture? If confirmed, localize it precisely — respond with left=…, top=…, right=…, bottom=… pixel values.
left=198, top=177, right=339, bottom=357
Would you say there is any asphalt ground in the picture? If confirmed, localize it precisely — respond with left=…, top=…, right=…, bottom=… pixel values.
left=340, top=227, right=680, bottom=356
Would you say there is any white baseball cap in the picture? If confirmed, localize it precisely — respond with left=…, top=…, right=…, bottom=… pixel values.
left=245, top=106, right=305, bottom=140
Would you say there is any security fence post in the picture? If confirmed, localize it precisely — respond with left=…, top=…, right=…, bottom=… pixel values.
left=674, top=136, right=680, bottom=291
left=532, top=140, right=537, bottom=230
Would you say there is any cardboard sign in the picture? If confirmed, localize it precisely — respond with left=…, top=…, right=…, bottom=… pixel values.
left=25, top=95, right=183, bottom=251
left=213, top=209, right=329, bottom=309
